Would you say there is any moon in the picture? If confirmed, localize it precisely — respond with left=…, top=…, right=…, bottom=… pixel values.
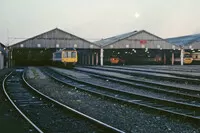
left=135, top=12, right=140, bottom=18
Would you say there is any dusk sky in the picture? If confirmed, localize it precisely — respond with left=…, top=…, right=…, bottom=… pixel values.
left=1, top=0, right=200, bottom=45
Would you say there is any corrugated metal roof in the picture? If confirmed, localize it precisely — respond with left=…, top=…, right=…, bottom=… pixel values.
left=9, top=28, right=99, bottom=48
left=94, top=30, right=138, bottom=47
left=167, top=33, right=200, bottom=46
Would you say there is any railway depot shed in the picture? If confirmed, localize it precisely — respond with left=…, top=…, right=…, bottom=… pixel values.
left=167, top=33, right=200, bottom=50
left=9, top=28, right=100, bottom=66
left=95, top=30, right=179, bottom=65
left=167, top=34, right=200, bottom=64
left=8, top=28, right=181, bottom=66
left=0, top=43, right=6, bottom=69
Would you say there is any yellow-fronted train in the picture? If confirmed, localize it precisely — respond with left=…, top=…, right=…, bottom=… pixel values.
left=52, top=48, right=78, bottom=68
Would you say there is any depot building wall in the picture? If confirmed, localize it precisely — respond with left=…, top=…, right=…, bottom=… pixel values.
left=0, top=53, right=4, bottom=69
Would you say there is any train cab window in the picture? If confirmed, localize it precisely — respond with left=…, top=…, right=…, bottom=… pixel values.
left=63, top=51, right=76, bottom=58
left=67, top=51, right=72, bottom=58
left=63, top=52, right=67, bottom=58
left=184, top=54, right=192, bottom=58
left=72, top=52, right=76, bottom=58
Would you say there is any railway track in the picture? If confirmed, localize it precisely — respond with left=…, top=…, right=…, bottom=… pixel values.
left=74, top=68, right=200, bottom=104
left=126, top=65, right=200, bottom=73
left=3, top=68, right=124, bottom=133
left=43, top=67, right=200, bottom=125
left=83, top=66, right=200, bottom=85
left=75, top=67, right=200, bottom=96
left=99, top=66, right=200, bottom=79
left=100, top=66, right=200, bottom=79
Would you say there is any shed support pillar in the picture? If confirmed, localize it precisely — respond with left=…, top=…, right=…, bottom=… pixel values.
left=0, top=54, right=4, bottom=69
left=85, top=55, right=87, bottom=65
left=96, top=53, right=99, bottom=65
left=88, top=55, right=90, bottom=65
left=92, top=53, right=94, bottom=65
left=82, top=55, right=84, bottom=65
left=100, top=48, right=103, bottom=66
left=171, top=52, right=174, bottom=65
left=83, top=55, right=85, bottom=65
left=181, top=48, right=184, bottom=65
left=163, top=52, right=166, bottom=65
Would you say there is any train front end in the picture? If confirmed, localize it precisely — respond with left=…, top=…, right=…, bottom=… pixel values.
left=62, top=49, right=78, bottom=67
left=183, top=52, right=193, bottom=64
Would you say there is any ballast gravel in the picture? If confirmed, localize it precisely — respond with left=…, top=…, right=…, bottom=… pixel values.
left=26, top=67, right=200, bottom=133
left=76, top=67, right=200, bottom=92
left=0, top=68, right=37, bottom=133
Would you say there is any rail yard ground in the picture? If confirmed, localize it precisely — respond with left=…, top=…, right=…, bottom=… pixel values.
left=1, top=65, right=200, bottom=133
left=0, top=69, right=36, bottom=132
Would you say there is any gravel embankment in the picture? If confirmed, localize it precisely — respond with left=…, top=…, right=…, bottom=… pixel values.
left=0, top=68, right=36, bottom=133
left=26, top=67, right=200, bottom=133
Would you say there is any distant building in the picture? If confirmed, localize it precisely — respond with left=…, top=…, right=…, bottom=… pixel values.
left=0, top=43, right=6, bottom=69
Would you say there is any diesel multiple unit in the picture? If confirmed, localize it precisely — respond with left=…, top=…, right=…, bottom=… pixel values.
left=52, top=48, right=78, bottom=67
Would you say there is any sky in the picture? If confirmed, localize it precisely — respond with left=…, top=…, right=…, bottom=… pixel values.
left=1, top=0, right=200, bottom=45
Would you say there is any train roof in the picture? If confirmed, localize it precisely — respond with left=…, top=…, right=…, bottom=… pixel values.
left=53, top=48, right=76, bottom=53
left=59, top=48, right=76, bottom=51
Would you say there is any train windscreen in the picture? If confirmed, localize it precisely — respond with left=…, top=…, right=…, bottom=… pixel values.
left=63, top=51, right=76, bottom=58
left=72, top=52, right=76, bottom=58
left=184, top=54, right=192, bottom=58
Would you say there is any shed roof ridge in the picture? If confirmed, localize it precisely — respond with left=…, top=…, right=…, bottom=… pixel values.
left=9, top=28, right=98, bottom=48
left=167, top=33, right=200, bottom=46
left=100, top=30, right=138, bottom=41
left=94, top=30, right=139, bottom=46
left=167, top=33, right=200, bottom=40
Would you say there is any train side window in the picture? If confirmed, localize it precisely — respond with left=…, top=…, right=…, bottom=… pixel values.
left=55, top=53, right=61, bottom=58
left=72, top=52, right=76, bottom=58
